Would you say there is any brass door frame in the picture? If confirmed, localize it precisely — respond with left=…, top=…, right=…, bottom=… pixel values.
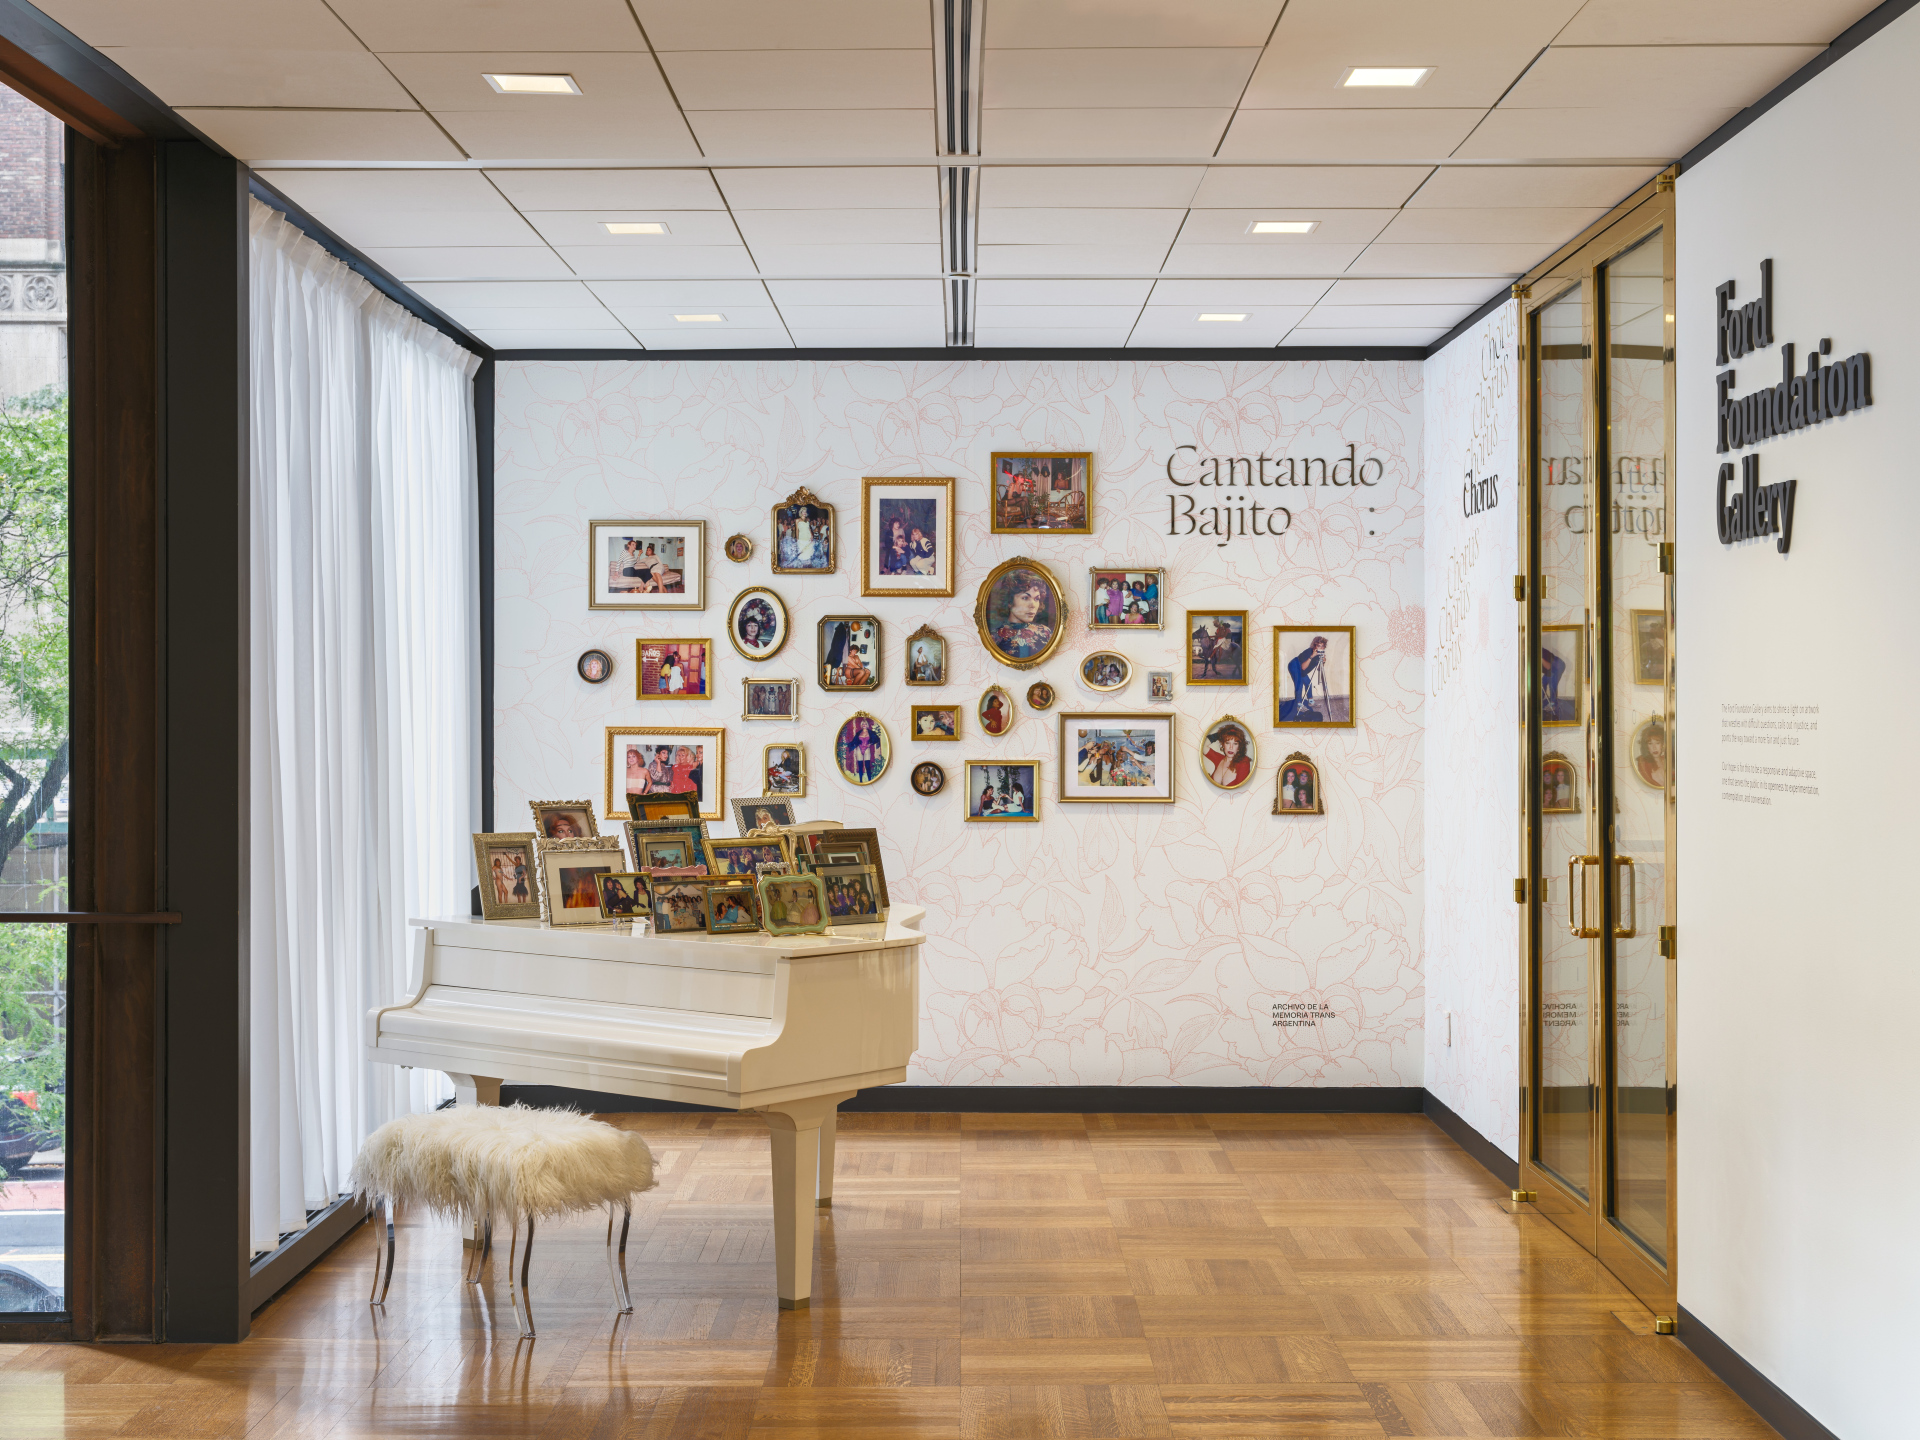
left=1515, top=173, right=1678, bottom=1316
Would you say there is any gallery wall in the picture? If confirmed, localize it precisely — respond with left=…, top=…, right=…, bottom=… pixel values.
left=494, top=358, right=1428, bottom=1088
left=1676, top=9, right=1920, bottom=1436
left=1419, top=304, right=1520, bottom=1156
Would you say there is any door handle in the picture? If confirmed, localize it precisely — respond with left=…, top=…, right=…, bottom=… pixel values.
left=1614, top=855, right=1638, bottom=938
left=1567, top=854, right=1602, bottom=938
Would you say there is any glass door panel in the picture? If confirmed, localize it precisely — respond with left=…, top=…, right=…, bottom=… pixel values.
left=1602, top=231, right=1672, bottom=1264
left=1531, top=281, right=1593, bottom=1202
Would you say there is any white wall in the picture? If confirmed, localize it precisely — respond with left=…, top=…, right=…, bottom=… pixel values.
left=494, top=358, right=1427, bottom=1088
left=1420, top=304, right=1520, bottom=1157
left=1676, top=12, right=1920, bottom=1437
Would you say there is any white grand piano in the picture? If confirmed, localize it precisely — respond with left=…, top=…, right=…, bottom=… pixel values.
left=367, top=907, right=923, bottom=1308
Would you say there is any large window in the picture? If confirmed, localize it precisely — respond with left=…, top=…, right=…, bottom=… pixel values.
left=0, top=82, right=68, bottom=1314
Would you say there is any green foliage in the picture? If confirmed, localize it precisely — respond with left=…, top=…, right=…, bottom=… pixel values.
left=0, top=923, right=63, bottom=1151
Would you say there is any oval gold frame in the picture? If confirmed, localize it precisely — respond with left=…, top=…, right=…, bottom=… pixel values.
left=974, top=556, right=1067, bottom=670
left=1079, top=651, right=1130, bottom=694
left=833, top=711, right=891, bottom=786
left=979, top=685, right=1015, bottom=736
left=726, top=585, right=789, bottom=660
left=1199, top=714, right=1259, bottom=792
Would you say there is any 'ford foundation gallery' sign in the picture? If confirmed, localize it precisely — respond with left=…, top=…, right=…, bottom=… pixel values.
left=1712, top=258, right=1871, bottom=555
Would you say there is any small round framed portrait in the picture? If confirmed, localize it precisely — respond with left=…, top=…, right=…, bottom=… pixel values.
left=1272, top=753, right=1324, bottom=815
left=834, top=712, right=891, bottom=786
left=1080, top=651, right=1130, bottom=693
left=911, top=760, right=946, bottom=795
left=1026, top=681, right=1055, bottom=711
left=974, top=556, right=1065, bottom=670
left=727, top=586, right=788, bottom=660
left=979, top=685, right=1014, bottom=737
left=1200, top=715, right=1258, bottom=791
left=724, top=534, right=752, bottom=563
left=577, top=648, right=613, bottom=684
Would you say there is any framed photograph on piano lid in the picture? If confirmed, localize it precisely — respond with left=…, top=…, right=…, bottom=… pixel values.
left=473, top=832, right=542, bottom=921
left=624, top=818, right=709, bottom=873
left=535, top=835, right=626, bottom=926
left=731, top=796, right=797, bottom=833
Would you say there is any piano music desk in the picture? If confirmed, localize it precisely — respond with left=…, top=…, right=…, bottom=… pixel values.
left=369, top=907, right=924, bottom=1308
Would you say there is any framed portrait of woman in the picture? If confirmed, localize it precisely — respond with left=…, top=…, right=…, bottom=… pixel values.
left=1542, top=750, right=1580, bottom=814
left=834, top=712, right=891, bottom=786
left=763, top=742, right=806, bottom=796
left=771, top=487, right=836, bottom=574
left=726, top=587, right=788, bottom=660
left=1630, top=716, right=1669, bottom=790
left=473, top=832, right=541, bottom=921
left=731, top=797, right=797, bottom=833
left=911, top=704, right=960, bottom=741
left=588, top=519, right=704, bottom=610
left=1272, top=753, right=1324, bottom=815
left=819, top=615, right=881, bottom=691
left=604, top=726, right=725, bottom=820
left=904, top=624, right=947, bottom=686
left=974, top=557, right=1066, bottom=670
left=1272, top=625, right=1356, bottom=728
left=862, top=477, right=955, bottom=597
left=1200, top=716, right=1258, bottom=791
left=529, top=800, right=598, bottom=840
left=979, top=685, right=1014, bottom=736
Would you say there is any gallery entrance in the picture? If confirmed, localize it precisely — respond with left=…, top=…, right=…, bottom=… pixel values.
left=1517, top=174, right=1677, bottom=1318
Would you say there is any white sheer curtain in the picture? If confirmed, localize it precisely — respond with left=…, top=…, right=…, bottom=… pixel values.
left=248, top=199, right=481, bottom=1254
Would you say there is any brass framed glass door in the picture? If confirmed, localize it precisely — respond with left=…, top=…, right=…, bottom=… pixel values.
left=1518, top=178, right=1678, bottom=1316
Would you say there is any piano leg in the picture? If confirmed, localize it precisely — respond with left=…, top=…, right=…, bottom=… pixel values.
left=817, top=1110, right=837, bottom=1209
left=445, top=1072, right=502, bottom=1108
left=762, top=1092, right=853, bottom=1310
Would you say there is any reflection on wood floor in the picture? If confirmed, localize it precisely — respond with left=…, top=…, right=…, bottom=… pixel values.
left=2, top=1112, right=1773, bottom=1438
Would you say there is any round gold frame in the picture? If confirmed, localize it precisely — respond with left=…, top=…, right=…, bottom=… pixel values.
left=834, top=711, right=891, bottom=786
left=726, top=585, right=789, bottom=660
left=973, top=555, right=1066, bottom=670
left=1199, top=714, right=1258, bottom=792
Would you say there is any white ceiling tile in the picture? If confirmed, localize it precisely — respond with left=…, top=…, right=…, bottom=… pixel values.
left=177, top=109, right=462, bottom=163
left=1343, top=243, right=1547, bottom=276
left=786, top=326, right=947, bottom=346
left=974, top=327, right=1137, bottom=346
left=631, top=0, right=928, bottom=50
left=978, top=208, right=1184, bottom=248
left=659, top=50, right=929, bottom=110
left=1305, top=303, right=1478, bottom=328
left=1243, top=0, right=1586, bottom=109
left=327, top=0, right=646, bottom=49
left=1374, top=207, right=1606, bottom=244
left=1405, top=165, right=1657, bottom=209
left=1190, top=166, right=1432, bottom=208
left=519, top=211, right=744, bottom=247
left=1146, top=278, right=1331, bottom=305
left=730, top=210, right=940, bottom=247
left=987, top=0, right=1284, bottom=48
left=687, top=110, right=933, bottom=156
left=603, top=306, right=785, bottom=329
left=413, top=280, right=603, bottom=307
left=587, top=280, right=774, bottom=306
left=983, top=48, right=1260, bottom=108
left=716, top=168, right=936, bottom=209
left=39, top=0, right=360, bottom=47
left=474, top=329, right=641, bottom=349
left=450, top=306, right=627, bottom=329
left=1285, top=327, right=1443, bottom=347
left=1161, top=241, right=1368, bottom=275
left=379, top=52, right=700, bottom=160
left=745, top=244, right=943, bottom=276
left=1320, top=277, right=1503, bottom=305
left=778, top=304, right=945, bottom=326
left=486, top=169, right=726, bottom=209
left=1500, top=45, right=1824, bottom=110
left=1451, top=107, right=1739, bottom=160
left=626, top=328, right=795, bottom=349
left=360, top=245, right=574, bottom=279
left=1218, top=110, right=1486, bottom=160
left=1176, top=208, right=1397, bottom=244
left=257, top=169, right=544, bottom=247
left=976, top=304, right=1143, bottom=327
left=981, top=166, right=1205, bottom=208
left=764, top=279, right=944, bottom=305
left=554, top=245, right=761, bottom=277
left=1557, top=0, right=1878, bottom=44
left=976, top=278, right=1155, bottom=305
left=1131, top=305, right=1312, bottom=345
left=976, top=244, right=1176, bottom=275
left=984, top=108, right=1232, bottom=157
left=103, top=47, right=415, bottom=108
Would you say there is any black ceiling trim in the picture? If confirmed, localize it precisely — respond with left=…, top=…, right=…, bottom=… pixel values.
left=1677, top=0, right=1920, bottom=175
left=491, top=346, right=1430, bottom=363
left=248, top=174, right=492, bottom=360
left=1423, top=286, right=1514, bottom=360
left=0, top=0, right=194, bottom=140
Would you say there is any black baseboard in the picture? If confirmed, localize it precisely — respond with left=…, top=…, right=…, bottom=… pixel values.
left=499, top=1083, right=1427, bottom=1115
left=1421, top=1091, right=1520, bottom=1188
left=1677, top=1307, right=1839, bottom=1440
left=247, top=1193, right=370, bottom=1314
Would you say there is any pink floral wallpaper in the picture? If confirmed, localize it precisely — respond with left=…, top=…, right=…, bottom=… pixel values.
left=1421, top=305, right=1520, bottom=1153
left=494, top=359, right=1427, bottom=1088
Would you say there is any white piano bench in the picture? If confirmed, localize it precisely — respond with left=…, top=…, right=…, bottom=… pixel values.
left=349, top=1103, right=659, bottom=1338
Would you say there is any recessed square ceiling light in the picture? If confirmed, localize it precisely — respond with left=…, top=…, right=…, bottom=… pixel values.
left=1198, top=313, right=1248, bottom=322
left=483, top=73, right=582, bottom=95
left=1249, top=221, right=1318, bottom=235
left=604, top=221, right=668, bottom=235
left=674, top=314, right=725, bottom=323
left=1341, top=66, right=1432, bottom=88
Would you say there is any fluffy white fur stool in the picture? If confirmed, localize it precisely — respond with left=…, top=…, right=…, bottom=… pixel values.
left=351, top=1103, right=657, bottom=1337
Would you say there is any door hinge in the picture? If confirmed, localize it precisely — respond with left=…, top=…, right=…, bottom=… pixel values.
left=1658, top=541, right=1674, bottom=574
left=1513, top=878, right=1527, bottom=903
left=1513, top=574, right=1527, bottom=601
left=1511, top=1189, right=1538, bottom=1203
left=1658, top=924, right=1676, bottom=958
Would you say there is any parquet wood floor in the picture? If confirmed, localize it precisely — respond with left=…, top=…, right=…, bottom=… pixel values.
left=2, top=1113, right=1776, bottom=1439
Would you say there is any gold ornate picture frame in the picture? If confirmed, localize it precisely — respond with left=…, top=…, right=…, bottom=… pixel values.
left=862, top=476, right=955, bottom=598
